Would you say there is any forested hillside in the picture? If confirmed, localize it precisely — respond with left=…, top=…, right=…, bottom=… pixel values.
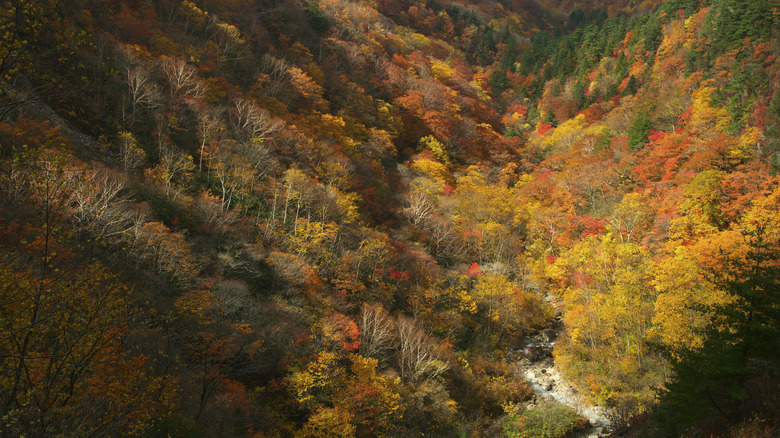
left=0, top=0, right=778, bottom=436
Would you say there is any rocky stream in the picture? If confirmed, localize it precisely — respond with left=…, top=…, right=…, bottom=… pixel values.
left=510, top=319, right=613, bottom=437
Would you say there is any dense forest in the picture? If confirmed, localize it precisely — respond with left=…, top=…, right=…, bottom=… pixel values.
left=0, top=0, right=778, bottom=436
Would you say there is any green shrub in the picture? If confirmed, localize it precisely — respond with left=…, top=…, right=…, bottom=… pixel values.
left=502, top=400, right=586, bottom=438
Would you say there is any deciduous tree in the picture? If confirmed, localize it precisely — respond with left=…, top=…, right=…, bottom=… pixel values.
left=396, top=316, right=448, bottom=383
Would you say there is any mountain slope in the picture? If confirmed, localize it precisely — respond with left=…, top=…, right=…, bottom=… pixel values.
left=0, top=0, right=778, bottom=436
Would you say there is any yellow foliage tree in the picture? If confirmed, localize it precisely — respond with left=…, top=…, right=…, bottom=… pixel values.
left=411, top=157, right=452, bottom=185
left=651, top=245, right=732, bottom=351
left=542, top=114, right=586, bottom=153
left=418, top=135, right=450, bottom=164
left=469, top=273, right=547, bottom=343
left=688, top=85, right=731, bottom=137
left=554, top=234, right=661, bottom=415
left=290, top=352, right=403, bottom=437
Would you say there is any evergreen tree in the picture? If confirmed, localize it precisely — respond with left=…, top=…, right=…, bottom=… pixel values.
left=626, top=75, right=639, bottom=95
left=499, top=29, right=520, bottom=71
left=662, top=0, right=702, bottom=18
left=568, top=8, right=585, bottom=28
left=627, top=113, right=652, bottom=150
left=307, top=0, right=330, bottom=34
left=614, top=53, right=628, bottom=79
left=604, top=81, right=619, bottom=100
left=641, top=16, right=664, bottom=51
left=711, top=0, right=776, bottom=51
left=488, top=69, right=510, bottom=95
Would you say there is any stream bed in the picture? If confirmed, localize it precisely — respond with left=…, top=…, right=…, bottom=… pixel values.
left=510, top=321, right=613, bottom=437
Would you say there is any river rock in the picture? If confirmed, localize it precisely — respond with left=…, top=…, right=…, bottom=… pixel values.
left=586, top=428, right=603, bottom=438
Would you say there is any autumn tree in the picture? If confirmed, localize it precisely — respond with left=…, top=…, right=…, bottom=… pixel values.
left=655, top=186, right=780, bottom=433
left=461, top=273, right=549, bottom=345
left=181, top=331, right=242, bottom=421
left=552, top=234, right=661, bottom=422
left=452, top=167, right=524, bottom=266
left=257, top=54, right=327, bottom=110
left=279, top=168, right=313, bottom=231
left=0, top=145, right=171, bottom=435
left=540, top=114, right=586, bottom=155
left=146, top=143, right=194, bottom=200
left=118, top=131, right=146, bottom=172
left=172, top=285, right=266, bottom=426
left=0, top=229, right=170, bottom=435
left=208, top=139, right=254, bottom=212
left=396, top=78, right=461, bottom=146
left=267, top=251, right=321, bottom=297
left=205, top=14, right=246, bottom=65
left=0, top=0, right=72, bottom=121
left=651, top=246, right=731, bottom=352
left=289, top=352, right=403, bottom=436
left=313, top=312, right=361, bottom=353
left=133, top=221, right=200, bottom=283
left=297, top=407, right=355, bottom=438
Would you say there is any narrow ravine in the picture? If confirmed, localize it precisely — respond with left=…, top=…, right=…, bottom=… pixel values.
left=510, top=320, right=613, bottom=437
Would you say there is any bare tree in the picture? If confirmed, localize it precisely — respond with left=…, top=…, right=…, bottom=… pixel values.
left=212, top=279, right=264, bottom=322
left=125, top=66, right=160, bottom=125
left=70, top=168, right=133, bottom=241
left=403, top=190, right=436, bottom=226
left=161, top=57, right=205, bottom=99
left=123, top=205, right=150, bottom=250
left=195, top=106, right=224, bottom=172
left=426, top=215, right=465, bottom=262
left=259, top=54, right=293, bottom=98
left=396, top=316, right=448, bottom=383
left=359, top=303, right=396, bottom=361
left=229, top=98, right=282, bottom=142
